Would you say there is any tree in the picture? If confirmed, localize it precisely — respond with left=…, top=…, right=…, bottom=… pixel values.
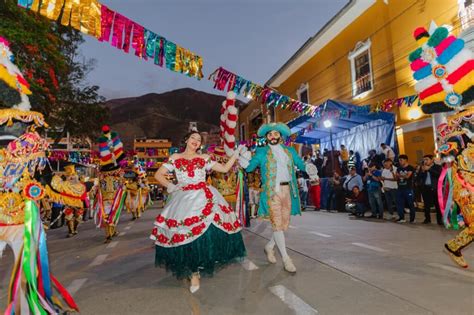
left=0, top=0, right=109, bottom=141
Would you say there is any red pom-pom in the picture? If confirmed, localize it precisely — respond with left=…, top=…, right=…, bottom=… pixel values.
left=413, top=27, right=428, bottom=40
left=102, top=125, right=110, bottom=133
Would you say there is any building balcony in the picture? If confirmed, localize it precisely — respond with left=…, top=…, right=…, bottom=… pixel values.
left=460, top=1, right=474, bottom=31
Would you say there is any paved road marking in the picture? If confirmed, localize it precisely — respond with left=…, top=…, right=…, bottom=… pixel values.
left=106, top=241, right=119, bottom=249
left=351, top=242, right=387, bottom=253
left=289, top=225, right=296, bottom=229
left=89, top=254, right=108, bottom=267
left=269, top=285, right=318, bottom=315
left=119, top=232, right=126, bottom=236
left=67, top=278, right=87, bottom=296
left=428, top=263, right=474, bottom=278
left=308, top=231, right=332, bottom=238
left=124, top=226, right=132, bottom=230
left=241, top=258, right=259, bottom=271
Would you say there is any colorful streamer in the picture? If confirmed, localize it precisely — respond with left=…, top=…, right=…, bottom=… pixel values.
left=235, top=169, right=247, bottom=227
left=6, top=201, right=79, bottom=313
left=18, top=0, right=203, bottom=79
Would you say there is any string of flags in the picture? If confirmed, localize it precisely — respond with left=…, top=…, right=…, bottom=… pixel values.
left=17, top=0, right=203, bottom=79
left=374, top=94, right=420, bottom=112
left=209, top=67, right=322, bottom=117
left=16, top=0, right=422, bottom=119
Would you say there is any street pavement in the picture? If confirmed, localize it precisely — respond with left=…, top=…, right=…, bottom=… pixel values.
left=1, top=206, right=473, bottom=315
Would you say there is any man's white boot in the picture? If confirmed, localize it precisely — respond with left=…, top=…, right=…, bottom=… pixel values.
left=283, top=256, right=296, bottom=273
left=264, top=244, right=277, bottom=264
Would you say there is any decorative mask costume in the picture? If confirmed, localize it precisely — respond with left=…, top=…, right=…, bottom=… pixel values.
left=125, top=159, right=148, bottom=220
left=0, top=36, right=78, bottom=313
left=409, top=24, right=474, bottom=268
left=94, top=125, right=126, bottom=243
left=208, top=146, right=237, bottom=204
left=55, top=164, right=87, bottom=237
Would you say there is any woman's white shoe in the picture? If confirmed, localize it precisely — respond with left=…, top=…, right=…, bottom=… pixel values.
left=189, top=273, right=200, bottom=293
left=189, top=285, right=200, bottom=293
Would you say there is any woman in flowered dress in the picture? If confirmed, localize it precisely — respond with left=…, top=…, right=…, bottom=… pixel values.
left=150, top=131, right=246, bottom=293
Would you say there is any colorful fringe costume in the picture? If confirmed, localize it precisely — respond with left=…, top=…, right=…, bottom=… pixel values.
left=94, top=125, right=126, bottom=243
left=0, top=36, right=78, bottom=313
left=437, top=109, right=474, bottom=268
left=409, top=26, right=474, bottom=114
left=409, top=25, right=474, bottom=268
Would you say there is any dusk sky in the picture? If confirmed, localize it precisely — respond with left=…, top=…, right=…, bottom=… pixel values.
left=81, top=0, right=348, bottom=100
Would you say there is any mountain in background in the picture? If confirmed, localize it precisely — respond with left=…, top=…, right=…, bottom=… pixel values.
left=105, top=88, right=244, bottom=148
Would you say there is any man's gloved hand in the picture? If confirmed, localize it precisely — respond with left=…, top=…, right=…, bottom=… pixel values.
left=236, top=145, right=251, bottom=168
left=238, top=156, right=250, bottom=168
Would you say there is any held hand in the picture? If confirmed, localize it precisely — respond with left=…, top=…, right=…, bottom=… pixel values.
left=238, top=156, right=250, bottom=168
left=232, top=144, right=247, bottom=157
left=237, top=144, right=247, bottom=153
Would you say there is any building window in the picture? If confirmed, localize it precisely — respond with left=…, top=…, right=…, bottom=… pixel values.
left=348, top=39, right=373, bottom=99
left=459, top=0, right=474, bottom=30
left=240, top=124, right=246, bottom=141
left=297, top=83, right=309, bottom=104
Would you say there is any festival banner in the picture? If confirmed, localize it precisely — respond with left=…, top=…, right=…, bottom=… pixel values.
left=17, top=0, right=204, bottom=79
left=373, top=94, right=420, bottom=112
left=209, top=67, right=321, bottom=117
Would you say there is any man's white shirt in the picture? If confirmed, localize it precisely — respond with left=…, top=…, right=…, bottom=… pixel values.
left=270, top=144, right=291, bottom=192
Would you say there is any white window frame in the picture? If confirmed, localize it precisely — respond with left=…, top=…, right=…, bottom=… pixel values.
left=296, top=82, right=309, bottom=103
left=348, top=38, right=374, bottom=99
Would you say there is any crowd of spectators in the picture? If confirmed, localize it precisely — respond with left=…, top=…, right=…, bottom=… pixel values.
left=298, top=142, right=443, bottom=225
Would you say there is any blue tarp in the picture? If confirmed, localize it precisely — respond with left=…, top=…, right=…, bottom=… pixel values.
left=287, top=99, right=396, bottom=154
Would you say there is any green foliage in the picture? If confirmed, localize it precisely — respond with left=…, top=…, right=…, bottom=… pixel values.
left=0, top=0, right=109, bottom=140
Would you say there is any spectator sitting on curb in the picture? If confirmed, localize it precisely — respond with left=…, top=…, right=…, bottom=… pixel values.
left=345, top=186, right=366, bottom=217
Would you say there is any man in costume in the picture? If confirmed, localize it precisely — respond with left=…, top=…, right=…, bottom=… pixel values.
left=61, top=165, right=87, bottom=237
left=44, top=163, right=89, bottom=237
left=94, top=125, right=127, bottom=243
left=125, top=161, right=147, bottom=220
left=240, top=123, right=317, bottom=273
left=408, top=24, right=473, bottom=268
left=437, top=109, right=473, bottom=268
left=0, top=35, right=78, bottom=313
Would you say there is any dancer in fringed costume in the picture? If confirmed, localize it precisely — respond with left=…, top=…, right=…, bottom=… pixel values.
left=125, top=161, right=147, bottom=220
left=0, top=35, right=78, bottom=313
left=94, top=125, right=127, bottom=243
left=150, top=130, right=247, bottom=293
left=436, top=110, right=473, bottom=268
left=408, top=24, right=474, bottom=268
left=46, top=164, right=88, bottom=238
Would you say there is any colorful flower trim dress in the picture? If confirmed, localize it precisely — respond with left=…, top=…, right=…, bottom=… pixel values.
left=150, top=157, right=246, bottom=279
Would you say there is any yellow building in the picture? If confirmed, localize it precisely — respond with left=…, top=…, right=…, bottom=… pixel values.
left=239, top=0, right=472, bottom=162
left=133, top=138, right=172, bottom=184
